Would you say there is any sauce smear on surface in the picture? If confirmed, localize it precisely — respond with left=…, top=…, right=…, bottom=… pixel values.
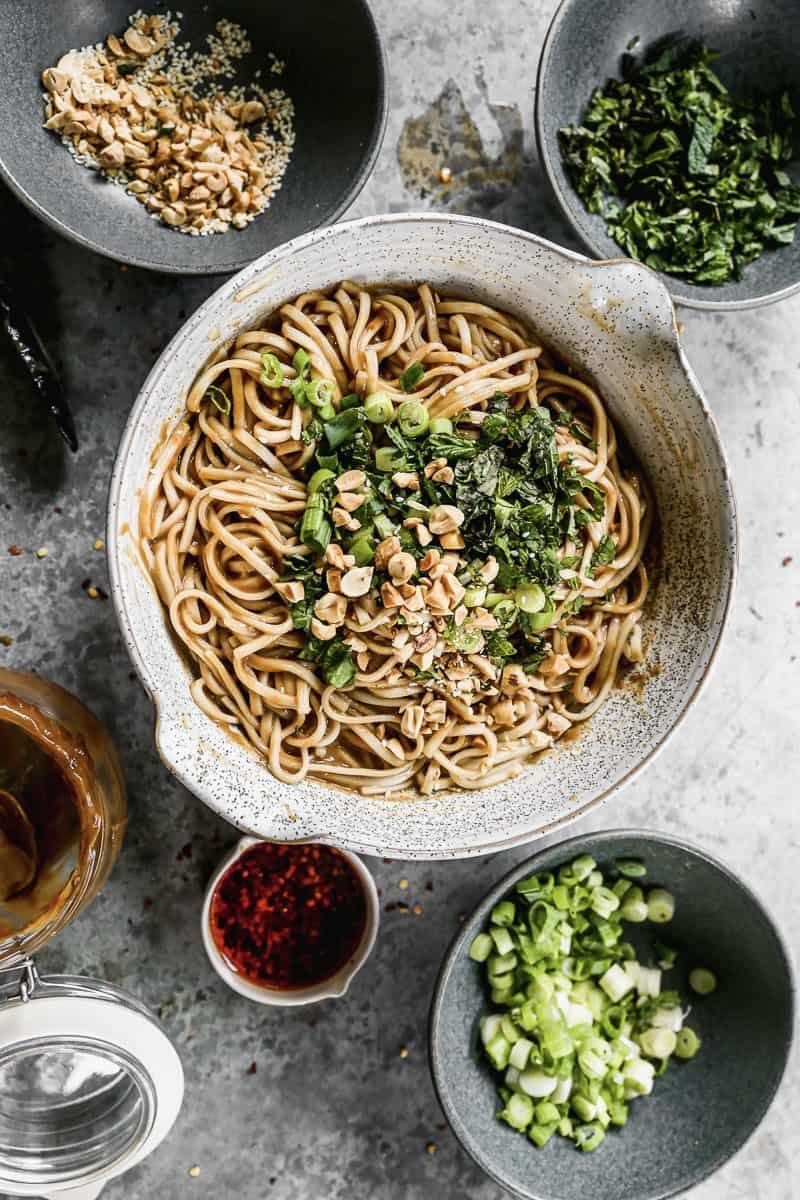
left=210, top=843, right=367, bottom=990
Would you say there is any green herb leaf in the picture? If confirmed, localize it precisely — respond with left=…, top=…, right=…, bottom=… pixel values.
left=590, top=535, right=616, bottom=571
left=559, top=38, right=800, bottom=285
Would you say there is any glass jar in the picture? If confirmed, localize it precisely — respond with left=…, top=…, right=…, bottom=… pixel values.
left=0, top=668, right=127, bottom=966
left=0, top=670, right=182, bottom=1199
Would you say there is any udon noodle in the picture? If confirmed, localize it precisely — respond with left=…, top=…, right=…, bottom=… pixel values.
left=140, top=283, right=652, bottom=798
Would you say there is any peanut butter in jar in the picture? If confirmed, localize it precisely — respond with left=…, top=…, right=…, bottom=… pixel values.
left=0, top=670, right=126, bottom=962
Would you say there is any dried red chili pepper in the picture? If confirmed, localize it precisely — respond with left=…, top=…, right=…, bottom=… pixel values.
left=209, top=843, right=367, bottom=990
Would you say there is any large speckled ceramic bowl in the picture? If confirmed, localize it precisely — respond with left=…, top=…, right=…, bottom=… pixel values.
left=536, top=0, right=800, bottom=310
left=108, top=213, right=737, bottom=860
left=430, top=829, right=795, bottom=1200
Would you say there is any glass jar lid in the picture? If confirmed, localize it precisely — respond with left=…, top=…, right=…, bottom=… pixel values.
left=0, top=964, right=183, bottom=1198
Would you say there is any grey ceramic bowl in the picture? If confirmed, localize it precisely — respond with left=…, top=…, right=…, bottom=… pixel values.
left=430, top=829, right=795, bottom=1200
left=535, top=0, right=800, bottom=310
left=0, top=0, right=386, bottom=275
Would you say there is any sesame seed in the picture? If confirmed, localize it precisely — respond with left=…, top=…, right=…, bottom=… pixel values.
left=188, top=1165, right=201, bottom=1178
left=399, top=1045, right=409, bottom=1059
left=94, top=538, right=105, bottom=550
left=36, top=547, right=48, bottom=558
left=398, top=878, right=409, bottom=890
left=426, top=1141, right=438, bottom=1155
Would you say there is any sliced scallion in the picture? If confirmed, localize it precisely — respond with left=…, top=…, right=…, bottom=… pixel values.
left=260, top=352, right=284, bottom=388
left=689, top=967, right=717, bottom=995
left=399, top=360, right=425, bottom=392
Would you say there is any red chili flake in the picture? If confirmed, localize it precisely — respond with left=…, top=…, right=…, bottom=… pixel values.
left=53, top=506, right=62, bottom=514
left=783, top=556, right=793, bottom=566
left=382, top=857, right=393, bottom=864
left=209, top=843, right=367, bottom=990
left=7, top=546, right=22, bottom=556
left=424, top=880, right=434, bottom=892
left=246, top=1061, right=257, bottom=1075
left=143, top=897, right=153, bottom=910
left=176, top=842, right=193, bottom=862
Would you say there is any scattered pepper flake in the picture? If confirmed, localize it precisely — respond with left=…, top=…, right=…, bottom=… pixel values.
left=246, top=1061, right=257, bottom=1075
left=36, top=547, right=48, bottom=558
left=7, top=546, right=22, bottom=556
left=783, top=555, right=793, bottom=566
left=143, top=897, right=153, bottom=910
left=176, top=841, right=193, bottom=862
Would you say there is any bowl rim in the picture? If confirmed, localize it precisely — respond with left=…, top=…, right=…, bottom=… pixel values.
left=429, top=826, right=796, bottom=1200
left=107, top=211, right=739, bottom=859
left=534, top=0, right=800, bottom=313
left=0, top=0, right=388, bottom=276
left=200, top=837, right=380, bottom=1005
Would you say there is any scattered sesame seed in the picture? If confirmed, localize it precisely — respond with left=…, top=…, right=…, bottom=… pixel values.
left=398, top=878, right=409, bottom=890
left=87, top=586, right=99, bottom=599
left=94, top=538, right=105, bottom=550
left=36, top=547, right=48, bottom=558
left=439, top=166, right=452, bottom=184
left=426, top=1141, right=438, bottom=1155
left=188, top=1165, right=201, bottom=1178
left=676, top=321, right=685, bottom=333
left=399, top=1045, right=409, bottom=1059
left=412, top=902, right=423, bottom=916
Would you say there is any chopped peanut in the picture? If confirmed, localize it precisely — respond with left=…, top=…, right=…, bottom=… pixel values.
left=419, top=548, right=441, bottom=572
left=340, top=566, right=374, bottom=597
left=335, top=492, right=363, bottom=513
left=428, top=504, right=464, bottom=534
left=400, top=704, right=425, bottom=738
left=375, top=535, right=401, bottom=570
left=381, top=581, right=404, bottom=608
left=314, top=593, right=347, bottom=625
left=439, top=530, right=465, bottom=550
left=392, top=471, right=420, bottom=490
left=273, top=579, right=304, bottom=603
left=310, top=617, right=337, bottom=641
left=335, top=469, right=366, bottom=491
left=387, top=552, right=416, bottom=583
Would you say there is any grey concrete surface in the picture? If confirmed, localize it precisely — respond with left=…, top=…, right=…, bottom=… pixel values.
left=0, top=1, right=798, bottom=1197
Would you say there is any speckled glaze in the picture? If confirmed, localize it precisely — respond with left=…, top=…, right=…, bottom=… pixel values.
left=0, top=0, right=387, bottom=275
left=430, top=829, right=795, bottom=1200
left=536, top=0, right=800, bottom=311
left=108, top=213, right=737, bottom=860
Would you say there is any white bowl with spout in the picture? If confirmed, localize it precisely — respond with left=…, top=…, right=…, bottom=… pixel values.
left=108, top=212, right=737, bottom=860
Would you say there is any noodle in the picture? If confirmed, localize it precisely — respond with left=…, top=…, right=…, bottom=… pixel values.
left=140, top=283, right=652, bottom=798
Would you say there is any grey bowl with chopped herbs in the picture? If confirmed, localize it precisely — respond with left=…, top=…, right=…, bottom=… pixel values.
left=536, top=0, right=800, bottom=309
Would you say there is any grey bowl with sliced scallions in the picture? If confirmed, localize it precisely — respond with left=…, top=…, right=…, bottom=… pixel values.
left=430, top=829, right=794, bottom=1200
